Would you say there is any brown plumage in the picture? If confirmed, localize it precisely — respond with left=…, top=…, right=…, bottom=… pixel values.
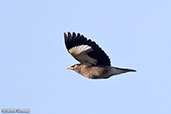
left=64, top=32, right=136, bottom=79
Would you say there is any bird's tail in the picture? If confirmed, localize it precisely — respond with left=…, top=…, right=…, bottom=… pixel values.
left=111, top=67, right=136, bottom=75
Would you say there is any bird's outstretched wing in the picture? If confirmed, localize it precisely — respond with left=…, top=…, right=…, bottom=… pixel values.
left=64, top=32, right=111, bottom=66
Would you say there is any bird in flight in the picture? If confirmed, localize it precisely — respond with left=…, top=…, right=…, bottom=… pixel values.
left=64, top=32, right=136, bottom=79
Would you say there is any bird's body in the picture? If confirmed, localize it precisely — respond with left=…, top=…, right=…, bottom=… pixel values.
left=72, top=64, right=135, bottom=79
left=64, top=32, right=136, bottom=79
left=76, top=65, right=111, bottom=79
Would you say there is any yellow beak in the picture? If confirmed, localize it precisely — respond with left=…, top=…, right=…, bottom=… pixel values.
left=67, top=67, right=73, bottom=69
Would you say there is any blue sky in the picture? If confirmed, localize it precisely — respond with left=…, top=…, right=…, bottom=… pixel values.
left=0, top=0, right=171, bottom=114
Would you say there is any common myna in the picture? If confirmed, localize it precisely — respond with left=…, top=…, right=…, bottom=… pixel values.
left=64, top=32, right=136, bottom=79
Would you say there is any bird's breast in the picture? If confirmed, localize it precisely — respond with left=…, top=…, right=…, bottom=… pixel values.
left=79, top=65, right=112, bottom=79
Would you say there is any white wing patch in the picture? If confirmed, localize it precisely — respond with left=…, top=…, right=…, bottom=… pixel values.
left=69, top=45, right=92, bottom=55
left=69, top=45, right=97, bottom=66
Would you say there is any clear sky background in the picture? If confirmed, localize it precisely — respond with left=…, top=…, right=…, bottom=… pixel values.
left=0, top=0, right=171, bottom=114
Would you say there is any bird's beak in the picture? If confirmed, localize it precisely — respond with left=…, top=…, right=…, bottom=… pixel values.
left=67, top=67, right=73, bottom=70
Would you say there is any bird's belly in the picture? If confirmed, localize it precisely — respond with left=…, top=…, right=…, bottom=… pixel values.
left=80, top=66, right=112, bottom=79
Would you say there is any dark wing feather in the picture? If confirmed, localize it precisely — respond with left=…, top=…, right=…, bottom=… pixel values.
left=64, top=32, right=111, bottom=66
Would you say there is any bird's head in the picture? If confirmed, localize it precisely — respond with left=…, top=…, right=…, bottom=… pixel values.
left=67, top=64, right=81, bottom=72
